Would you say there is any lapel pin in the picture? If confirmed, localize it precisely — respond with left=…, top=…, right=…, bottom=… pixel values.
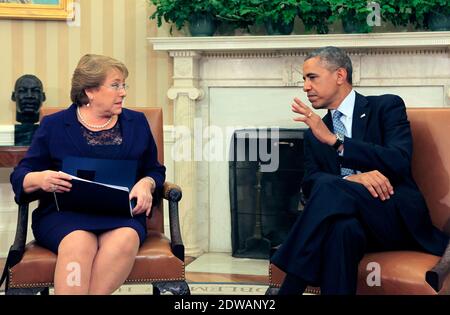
left=360, top=113, right=366, bottom=118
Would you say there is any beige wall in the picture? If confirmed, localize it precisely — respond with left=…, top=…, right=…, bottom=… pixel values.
left=0, top=0, right=174, bottom=125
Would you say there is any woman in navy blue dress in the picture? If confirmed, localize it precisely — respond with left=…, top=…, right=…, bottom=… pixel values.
left=10, top=54, right=165, bottom=294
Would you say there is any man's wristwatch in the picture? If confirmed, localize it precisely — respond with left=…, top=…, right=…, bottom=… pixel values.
left=332, top=133, right=344, bottom=151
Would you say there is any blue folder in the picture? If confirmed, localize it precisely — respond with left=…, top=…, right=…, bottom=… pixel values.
left=54, top=157, right=138, bottom=217
left=62, top=156, right=137, bottom=190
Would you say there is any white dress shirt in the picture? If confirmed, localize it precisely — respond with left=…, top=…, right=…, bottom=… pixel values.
left=330, top=89, right=356, bottom=139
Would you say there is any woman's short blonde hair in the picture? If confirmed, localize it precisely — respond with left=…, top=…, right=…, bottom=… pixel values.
left=71, top=54, right=129, bottom=106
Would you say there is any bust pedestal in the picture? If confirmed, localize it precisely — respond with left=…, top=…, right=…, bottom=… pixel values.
left=14, top=124, right=39, bottom=146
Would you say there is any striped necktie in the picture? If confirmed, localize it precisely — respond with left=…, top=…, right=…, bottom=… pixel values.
left=332, top=110, right=354, bottom=176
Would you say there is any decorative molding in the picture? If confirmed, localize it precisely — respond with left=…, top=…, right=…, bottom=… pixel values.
left=351, top=55, right=361, bottom=86
left=204, top=51, right=299, bottom=59
left=0, top=125, right=14, bottom=146
left=282, top=58, right=304, bottom=86
left=149, top=32, right=450, bottom=53
left=169, top=51, right=202, bottom=58
left=196, top=48, right=450, bottom=59
left=199, top=48, right=449, bottom=59
left=167, top=87, right=204, bottom=101
left=174, top=58, right=196, bottom=79
left=361, top=48, right=448, bottom=55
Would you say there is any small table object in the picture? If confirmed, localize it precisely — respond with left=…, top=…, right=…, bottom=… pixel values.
left=0, top=146, right=28, bottom=168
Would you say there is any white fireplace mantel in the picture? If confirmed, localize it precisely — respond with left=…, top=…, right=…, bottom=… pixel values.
left=151, top=32, right=450, bottom=52
left=149, top=33, right=450, bottom=256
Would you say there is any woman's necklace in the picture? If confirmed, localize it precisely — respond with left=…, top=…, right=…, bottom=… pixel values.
left=77, top=106, right=113, bottom=129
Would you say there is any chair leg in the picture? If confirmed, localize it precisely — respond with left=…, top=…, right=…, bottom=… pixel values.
left=265, top=286, right=280, bottom=295
left=153, top=281, right=191, bottom=295
left=6, top=287, right=49, bottom=295
left=40, top=287, right=50, bottom=295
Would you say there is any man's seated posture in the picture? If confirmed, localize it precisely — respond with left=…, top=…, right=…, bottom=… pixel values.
left=271, top=46, right=449, bottom=295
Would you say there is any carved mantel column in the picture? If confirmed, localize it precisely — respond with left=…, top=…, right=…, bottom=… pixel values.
left=167, top=51, right=204, bottom=258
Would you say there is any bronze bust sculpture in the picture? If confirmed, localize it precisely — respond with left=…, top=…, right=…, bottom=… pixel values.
left=12, top=74, right=46, bottom=145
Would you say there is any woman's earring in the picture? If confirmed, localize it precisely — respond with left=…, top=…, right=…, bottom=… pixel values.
left=86, top=103, right=90, bottom=107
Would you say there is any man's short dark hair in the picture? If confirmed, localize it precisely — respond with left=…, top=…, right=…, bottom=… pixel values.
left=305, top=46, right=353, bottom=85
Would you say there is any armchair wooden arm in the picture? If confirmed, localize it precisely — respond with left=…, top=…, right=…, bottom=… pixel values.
left=163, top=181, right=184, bottom=262
left=426, top=221, right=450, bottom=292
left=9, top=204, right=29, bottom=266
left=426, top=241, right=450, bottom=292
left=0, top=203, right=29, bottom=289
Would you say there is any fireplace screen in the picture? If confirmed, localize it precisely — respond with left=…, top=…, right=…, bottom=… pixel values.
left=229, top=128, right=306, bottom=259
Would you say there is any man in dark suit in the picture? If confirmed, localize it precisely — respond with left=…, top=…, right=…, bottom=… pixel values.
left=271, top=46, right=448, bottom=295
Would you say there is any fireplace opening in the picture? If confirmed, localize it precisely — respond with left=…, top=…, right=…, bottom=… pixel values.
left=229, top=128, right=306, bottom=259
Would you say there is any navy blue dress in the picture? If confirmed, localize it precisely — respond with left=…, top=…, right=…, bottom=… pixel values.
left=10, top=104, right=166, bottom=254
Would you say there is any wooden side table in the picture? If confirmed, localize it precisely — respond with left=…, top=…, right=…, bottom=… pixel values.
left=0, top=146, right=28, bottom=168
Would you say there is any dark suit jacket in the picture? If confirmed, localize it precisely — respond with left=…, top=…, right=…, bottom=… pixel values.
left=302, top=92, right=447, bottom=256
left=10, top=104, right=166, bottom=222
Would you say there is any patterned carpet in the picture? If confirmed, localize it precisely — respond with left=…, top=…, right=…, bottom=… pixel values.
left=1, top=283, right=270, bottom=295
left=189, top=282, right=269, bottom=295
left=114, top=282, right=269, bottom=295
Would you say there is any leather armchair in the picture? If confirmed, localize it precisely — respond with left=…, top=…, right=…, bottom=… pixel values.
left=1, top=107, right=190, bottom=295
left=267, top=108, right=450, bottom=295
